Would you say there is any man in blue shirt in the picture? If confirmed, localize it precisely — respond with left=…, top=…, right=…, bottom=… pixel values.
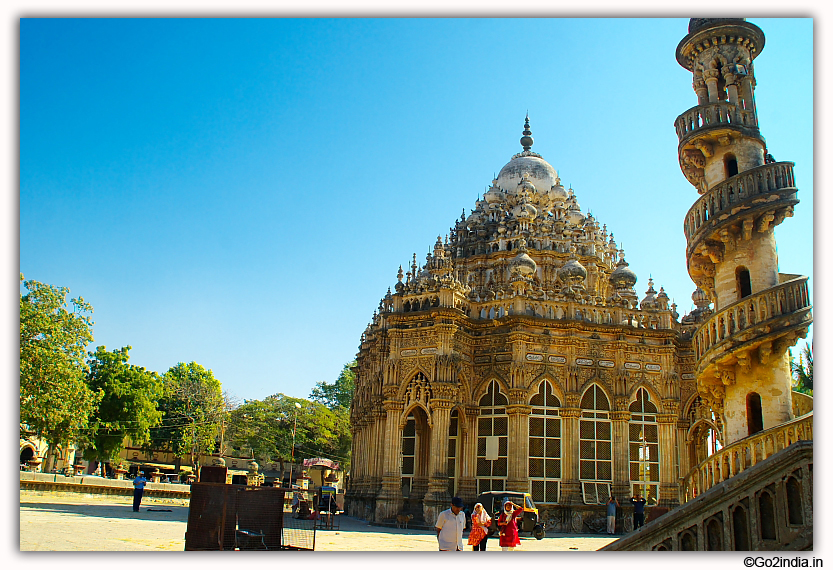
left=606, top=496, right=619, bottom=534
left=630, top=493, right=647, bottom=529
left=133, top=472, right=148, bottom=512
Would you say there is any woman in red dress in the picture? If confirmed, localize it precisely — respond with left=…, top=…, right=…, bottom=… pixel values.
left=497, top=500, right=523, bottom=550
left=467, top=502, right=491, bottom=551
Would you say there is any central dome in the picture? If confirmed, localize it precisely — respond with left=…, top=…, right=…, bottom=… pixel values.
left=497, top=154, right=559, bottom=195
left=496, top=116, right=560, bottom=195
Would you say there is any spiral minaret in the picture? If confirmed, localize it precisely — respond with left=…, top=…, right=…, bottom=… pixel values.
left=675, top=18, right=812, bottom=444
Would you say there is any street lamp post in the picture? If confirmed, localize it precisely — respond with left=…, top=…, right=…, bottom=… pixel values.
left=290, top=402, right=302, bottom=488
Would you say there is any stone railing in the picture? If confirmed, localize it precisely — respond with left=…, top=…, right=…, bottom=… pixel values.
left=683, top=162, right=796, bottom=248
left=680, top=412, right=812, bottom=503
left=675, top=101, right=759, bottom=144
left=694, top=276, right=811, bottom=364
left=602, top=439, right=812, bottom=551
left=791, top=391, right=813, bottom=418
left=471, top=298, right=674, bottom=330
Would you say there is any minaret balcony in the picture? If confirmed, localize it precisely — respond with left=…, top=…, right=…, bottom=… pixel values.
left=683, top=162, right=797, bottom=257
left=675, top=101, right=760, bottom=147
left=693, top=276, right=812, bottom=377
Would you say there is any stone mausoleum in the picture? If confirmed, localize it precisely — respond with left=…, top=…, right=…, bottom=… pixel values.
left=346, top=18, right=812, bottom=535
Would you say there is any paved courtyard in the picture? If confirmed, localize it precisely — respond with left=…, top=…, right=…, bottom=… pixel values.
left=20, top=491, right=618, bottom=551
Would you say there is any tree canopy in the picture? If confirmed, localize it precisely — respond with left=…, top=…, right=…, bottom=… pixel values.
left=83, top=345, right=164, bottom=463
left=791, top=342, right=813, bottom=395
left=148, top=362, right=224, bottom=466
left=19, top=275, right=100, bottom=452
left=310, top=360, right=355, bottom=411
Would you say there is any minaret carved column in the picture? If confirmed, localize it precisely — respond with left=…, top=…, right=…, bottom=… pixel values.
left=457, top=405, right=478, bottom=504
left=506, top=390, right=532, bottom=493
left=375, top=398, right=403, bottom=522
left=611, top=408, right=632, bottom=499
left=559, top=404, right=582, bottom=505
left=657, top=413, right=680, bottom=507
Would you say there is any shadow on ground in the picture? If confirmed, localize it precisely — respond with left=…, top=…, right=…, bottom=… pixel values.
left=20, top=502, right=189, bottom=522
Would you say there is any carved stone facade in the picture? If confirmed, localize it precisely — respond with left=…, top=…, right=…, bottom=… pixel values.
left=347, top=18, right=811, bottom=532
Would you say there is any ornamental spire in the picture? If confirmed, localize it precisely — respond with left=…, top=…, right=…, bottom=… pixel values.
left=520, top=114, right=534, bottom=151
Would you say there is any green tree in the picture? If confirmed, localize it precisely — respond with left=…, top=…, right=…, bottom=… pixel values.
left=226, top=394, right=351, bottom=469
left=148, top=362, right=224, bottom=469
left=791, top=342, right=813, bottom=394
left=82, top=345, right=164, bottom=464
left=310, top=360, right=355, bottom=410
left=19, top=275, right=100, bottom=469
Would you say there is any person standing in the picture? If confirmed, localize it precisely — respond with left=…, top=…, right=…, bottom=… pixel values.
left=497, top=500, right=523, bottom=551
left=631, top=493, right=647, bottom=529
left=132, top=472, right=148, bottom=512
left=467, top=502, right=492, bottom=551
left=435, top=497, right=466, bottom=551
left=606, top=496, right=620, bottom=534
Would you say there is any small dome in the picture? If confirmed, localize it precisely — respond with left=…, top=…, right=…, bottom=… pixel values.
left=510, top=247, right=537, bottom=277
left=514, top=201, right=537, bottom=220
left=692, top=286, right=711, bottom=309
left=484, top=182, right=504, bottom=204
left=559, top=249, right=587, bottom=281
left=641, top=278, right=658, bottom=309
left=548, top=183, right=568, bottom=203
left=610, top=257, right=637, bottom=289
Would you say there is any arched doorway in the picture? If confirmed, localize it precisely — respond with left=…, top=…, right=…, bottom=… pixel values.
left=20, top=445, right=35, bottom=465
left=401, top=406, right=430, bottom=506
left=746, top=392, right=763, bottom=436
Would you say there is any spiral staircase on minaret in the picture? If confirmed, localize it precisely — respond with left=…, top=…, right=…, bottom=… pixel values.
left=604, top=18, right=812, bottom=551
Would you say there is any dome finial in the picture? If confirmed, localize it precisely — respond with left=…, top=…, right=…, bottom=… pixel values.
left=520, top=114, right=534, bottom=151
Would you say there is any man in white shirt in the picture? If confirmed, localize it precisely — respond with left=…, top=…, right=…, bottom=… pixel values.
left=435, top=497, right=466, bottom=551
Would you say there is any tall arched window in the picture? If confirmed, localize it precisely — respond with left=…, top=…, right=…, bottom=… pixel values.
left=529, top=381, right=561, bottom=504
left=629, top=388, right=660, bottom=505
left=579, top=384, right=612, bottom=504
left=476, top=380, right=508, bottom=494
left=747, top=392, right=764, bottom=436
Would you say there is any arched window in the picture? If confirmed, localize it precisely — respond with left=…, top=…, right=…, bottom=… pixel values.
left=629, top=388, right=660, bottom=505
left=725, top=153, right=739, bottom=178
left=707, top=518, right=723, bottom=550
left=477, top=380, right=508, bottom=494
left=579, top=384, right=612, bottom=504
left=759, top=491, right=777, bottom=540
left=786, top=476, right=803, bottom=525
left=737, top=267, right=752, bottom=299
left=733, top=506, right=750, bottom=550
left=747, top=392, right=764, bottom=436
left=529, top=381, right=562, bottom=504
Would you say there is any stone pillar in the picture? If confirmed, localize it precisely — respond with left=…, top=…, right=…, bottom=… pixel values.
left=507, top=390, right=531, bottom=493
left=457, top=405, right=478, bottom=505
left=424, top=397, right=453, bottom=526
left=375, top=399, right=404, bottom=522
left=560, top=406, right=582, bottom=504
left=657, top=413, right=679, bottom=507
left=704, top=70, right=720, bottom=103
left=677, top=420, right=691, bottom=489
left=611, top=409, right=632, bottom=499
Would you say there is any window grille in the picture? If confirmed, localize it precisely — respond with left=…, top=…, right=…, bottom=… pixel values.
left=476, top=380, right=508, bottom=493
left=581, top=481, right=612, bottom=505
left=528, top=380, right=562, bottom=504
left=579, top=384, right=612, bottom=492
left=447, top=409, right=458, bottom=497
left=629, top=388, right=660, bottom=505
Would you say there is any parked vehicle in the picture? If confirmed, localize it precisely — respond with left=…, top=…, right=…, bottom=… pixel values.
left=475, top=490, right=546, bottom=540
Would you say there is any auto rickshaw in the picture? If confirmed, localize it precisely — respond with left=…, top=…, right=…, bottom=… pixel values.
left=475, top=490, right=546, bottom=540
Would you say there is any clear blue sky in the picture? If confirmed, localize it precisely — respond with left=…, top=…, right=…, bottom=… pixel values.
left=19, top=17, right=813, bottom=403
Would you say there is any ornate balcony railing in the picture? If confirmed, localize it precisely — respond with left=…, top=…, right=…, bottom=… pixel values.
left=694, top=276, right=811, bottom=364
left=675, top=101, right=759, bottom=144
left=680, top=412, right=812, bottom=503
left=683, top=162, right=796, bottom=249
left=470, top=299, right=674, bottom=330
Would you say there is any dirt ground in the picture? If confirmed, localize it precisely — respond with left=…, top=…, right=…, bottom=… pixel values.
left=19, top=490, right=618, bottom=552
